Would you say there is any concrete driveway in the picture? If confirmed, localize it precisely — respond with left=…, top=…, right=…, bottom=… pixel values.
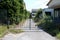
left=2, top=19, right=57, bottom=40
left=2, top=32, right=56, bottom=40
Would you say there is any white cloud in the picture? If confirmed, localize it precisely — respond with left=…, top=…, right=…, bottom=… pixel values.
left=24, top=0, right=49, bottom=11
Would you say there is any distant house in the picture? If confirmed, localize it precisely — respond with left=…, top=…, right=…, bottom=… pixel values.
left=31, top=9, right=38, bottom=17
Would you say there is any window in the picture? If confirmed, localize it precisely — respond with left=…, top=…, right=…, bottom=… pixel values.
left=54, top=8, right=60, bottom=18
left=32, top=14, right=35, bottom=16
left=54, top=11, right=58, bottom=17
left=45, top=12, right=51, bottom=16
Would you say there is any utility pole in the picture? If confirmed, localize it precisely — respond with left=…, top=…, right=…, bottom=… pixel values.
left=29, top=13, right=32, bottom=30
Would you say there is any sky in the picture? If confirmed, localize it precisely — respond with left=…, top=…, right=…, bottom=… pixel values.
left=24, top=0, right=49, bottom=12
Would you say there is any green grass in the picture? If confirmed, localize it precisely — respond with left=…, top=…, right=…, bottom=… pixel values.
left=0, top=24, right=23, bottom=38
left=56, top=32, right=60, bottom=40
left=0, top=20, right=26, bottom=38
left=9, top=24, right=16, bottom=29
left=0, top=25, right=7, bottom=38
left=9, top=29, right=23, bottom=34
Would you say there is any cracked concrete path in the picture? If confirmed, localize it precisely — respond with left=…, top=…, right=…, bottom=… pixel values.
left=2, top=19, right=57, bottom=40
left=2, top=32, right=56, bottom=40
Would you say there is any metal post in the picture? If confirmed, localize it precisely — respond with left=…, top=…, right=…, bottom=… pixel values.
left=29, top=19, right=31, bottom=30
left=29, top=13, right=32, bottom=30
left=7, top=20, right=10, bottom=29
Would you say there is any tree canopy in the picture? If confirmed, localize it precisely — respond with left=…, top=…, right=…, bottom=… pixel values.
left=0, top=0, right=30, bottom=25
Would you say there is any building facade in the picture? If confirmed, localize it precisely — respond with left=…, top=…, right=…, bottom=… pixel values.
left=47, top=0, right=60, bottom=18
left=31, top=9, right=38, bottom=17
left=43, top=8, right=54, bottom=18
left=47, top=0, right=60, bottom=23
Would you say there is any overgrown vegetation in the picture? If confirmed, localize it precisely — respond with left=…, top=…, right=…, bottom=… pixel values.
left=34, top=9, right=60, bottom=39
left=0, top=0, right=30, bottom=37
left=0, top=0, right=30, bottom=25
left=0, top=25, right=23, bottom=38
left=37, top=15, right=60, bottom=36
left=34, top=9, right=42, bottom=22
left=0, top=25, right=7, bottom=37
left=9, top=29, right=23, bottom=34
left=56, top=32, right=60, bottom=39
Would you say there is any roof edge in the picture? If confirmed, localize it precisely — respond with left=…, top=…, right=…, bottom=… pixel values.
left=47, top=0, right=52, bottom=6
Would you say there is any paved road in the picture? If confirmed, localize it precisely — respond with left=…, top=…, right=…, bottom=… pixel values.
left=15, top=19, right=39, bottom=31
left=2, top=19, right=57, bottom=40
left=2, top=32, right=56, bottom=40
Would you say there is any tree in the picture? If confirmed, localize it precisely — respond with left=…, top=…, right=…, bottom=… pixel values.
left=0, top=0, right=30, bottom=25
left=34, top=9, right=42, bottom=22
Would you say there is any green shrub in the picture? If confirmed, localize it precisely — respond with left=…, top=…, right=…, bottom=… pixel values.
left=57, top=32, right=60, bottom=39
left=9, top=29, right=23, bottom=34
left=38, top=15, right=60, bottom=36
left=0, top=25, right=7, bottom=37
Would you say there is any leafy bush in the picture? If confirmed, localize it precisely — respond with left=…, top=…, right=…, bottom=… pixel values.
left=38, top=15, right=60, bottom=36
left=0, top=0, right=30, bottom=25
left=0, top=25, right=7, bottom=37
left=34, top=9, right=42, bottom=22
left=9, top=29, right=23, bottom=34
left=57, top=32, right=60, bottom=39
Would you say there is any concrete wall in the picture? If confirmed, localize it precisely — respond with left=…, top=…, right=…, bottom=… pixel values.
left=32, top=13, right=36, bottom=17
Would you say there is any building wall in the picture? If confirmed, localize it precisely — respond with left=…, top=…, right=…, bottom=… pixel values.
left=47, top=0, right=60, bottom=20
left=48, top=0, right=60, bottom=8
left=43, top=8, right=54, bottom=18
left=31, top=13, right=36, bottom=17
left=31, top=9, right=38, bottom=18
